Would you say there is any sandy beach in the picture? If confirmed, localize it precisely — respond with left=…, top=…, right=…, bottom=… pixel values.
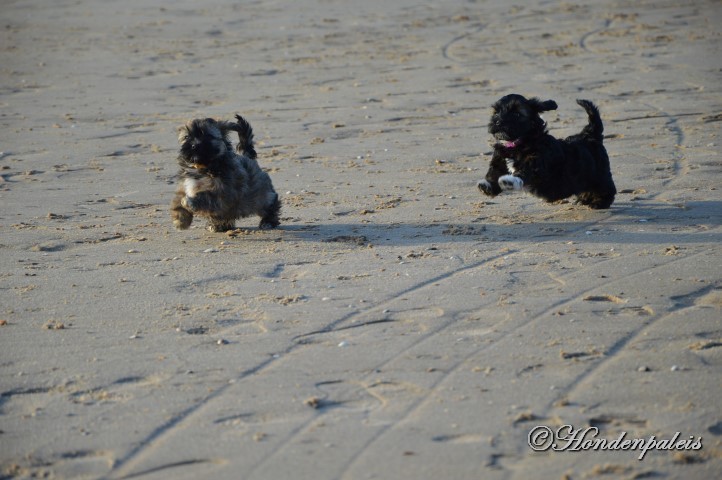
left=1, top=0, right=720, bottom=478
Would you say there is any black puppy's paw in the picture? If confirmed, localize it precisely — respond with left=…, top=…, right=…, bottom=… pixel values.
left=499, top=175, right=524, bottom=191
left=258, top=220, right=279, bottom=230
left=477, top=179, right=496, bottom=196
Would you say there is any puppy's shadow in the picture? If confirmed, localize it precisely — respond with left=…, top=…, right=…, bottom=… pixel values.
left=276, top=222, right=460, bottom=248
left=607, top=200, right=721, bottom=225
left=266, top=199, right=721, bottom=247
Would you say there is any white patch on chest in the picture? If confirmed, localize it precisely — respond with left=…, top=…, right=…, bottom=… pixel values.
left=505, top=158, right=517, bottom=175
left=184, top=178, right=200, bottom=198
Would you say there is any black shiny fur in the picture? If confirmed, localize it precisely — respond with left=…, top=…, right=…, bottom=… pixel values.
left=478, top=94, right=616, bottom=209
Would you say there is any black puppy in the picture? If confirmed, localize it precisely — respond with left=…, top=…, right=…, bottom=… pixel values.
left=477, top=94, right=616, bottom=209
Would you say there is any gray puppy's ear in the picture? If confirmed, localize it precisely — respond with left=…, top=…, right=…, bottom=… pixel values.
left=533, top=99, right=558, bottom=112
left=215, top=120, right=240, bottom=143
left=177, top=123, right=191, bottom=143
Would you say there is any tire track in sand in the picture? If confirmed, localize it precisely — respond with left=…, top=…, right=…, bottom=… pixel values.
left=236, top=211, right=657, bottom=478
left=108, top=247, right=515, bottom=478
left=334, top=247, right=711, bottom=478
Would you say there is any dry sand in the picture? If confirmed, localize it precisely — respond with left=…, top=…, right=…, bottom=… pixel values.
left=1, top=0, right=721, bottom=478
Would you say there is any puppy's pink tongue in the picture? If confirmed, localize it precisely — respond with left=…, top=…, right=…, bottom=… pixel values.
left=504, top=139, right=520, bottom=148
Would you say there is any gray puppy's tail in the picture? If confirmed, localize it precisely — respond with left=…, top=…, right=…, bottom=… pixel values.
left=232, top=114, right=257, bottom=159
left=576, top=99, right=604, bottom=142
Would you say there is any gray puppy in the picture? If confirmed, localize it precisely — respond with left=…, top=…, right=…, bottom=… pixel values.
left=170, top=115, right=281, bottom=232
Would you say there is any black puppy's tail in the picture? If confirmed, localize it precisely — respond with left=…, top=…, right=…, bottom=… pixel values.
left=577, top=99, right=604, bottom=142
left=232, top=114, right=257, bottom=159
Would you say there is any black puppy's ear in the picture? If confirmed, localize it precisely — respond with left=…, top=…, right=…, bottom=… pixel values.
left=531, top=98, right=557, bottom=112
